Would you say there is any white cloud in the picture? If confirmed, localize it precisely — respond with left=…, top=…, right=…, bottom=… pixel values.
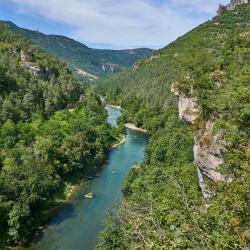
left=7, top=0, right=228, bottom=48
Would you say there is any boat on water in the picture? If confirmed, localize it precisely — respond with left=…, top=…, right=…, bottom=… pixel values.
left=84, top=192, right=94, bottom=199
left=111, top=172, right=117, bottom=174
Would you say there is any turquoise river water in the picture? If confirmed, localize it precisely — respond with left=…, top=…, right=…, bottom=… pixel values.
left=33, top=105, right=148, bottom=250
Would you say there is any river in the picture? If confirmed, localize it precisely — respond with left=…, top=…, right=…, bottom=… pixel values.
left=33, top=105, right=148, bottom=250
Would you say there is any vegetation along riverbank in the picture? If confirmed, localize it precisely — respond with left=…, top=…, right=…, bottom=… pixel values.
left=97, top=3, right=250, bottom=249
left=0, top=24, right=118, bottom=248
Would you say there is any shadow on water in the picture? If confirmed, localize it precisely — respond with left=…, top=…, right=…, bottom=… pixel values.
left=32, top=204, right=76, bottom=243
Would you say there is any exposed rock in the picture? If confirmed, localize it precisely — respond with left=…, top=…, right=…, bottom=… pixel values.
left=101, top=62, right=119, bottom=73
left=228, top=0, right=248, bottom=10
left=11, top=47, right=20, bottom=54
left=21, top=50, right=33, bottom=62
left=197, top=167, right=214, bottom=199
left=171, top=83, right=199, bottom=124
left=217, top=4, right=227, bottom=16
left=21, top=62, right=54, bottom=80
left=146, top=55, right=160, bottom=62
left=178, top=96, right=199, bottom=124
left=76, top=68, right=98, bottom=80
left=217, top=0, right=248, bottom=15
left=194, top=120, right=233, bottom=184
left=172, top=82, right=233, bottom=198
left=99, top=96, right=105, bottom=106
left=21, top=62, right=41, bottom=75
left=193, top=120, right=233, bottom=198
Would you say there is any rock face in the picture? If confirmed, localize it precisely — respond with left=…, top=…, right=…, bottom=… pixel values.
left=21, top=62, right=54, bottom=80
left=101, top=62, right=120, bottom=73
left=171, top=83, right=232, bottom=198
left=21, top=50, right=33, bottom=62
left=194, top=121, right=232, bottom=197
left=20, top=50, right=54, bottom=80
left=11, top=47, right=20, bottom=54
left=21, top=62, right=41, bottom=75
left=171, top=83, right=199, bottom=124
left=228, top=0, right=248, bottom=9
left=217, top=4, right=228, bottom=16
left=177, top=96, right=199, bottom=124
left=217, top=0, right=248, bottom=15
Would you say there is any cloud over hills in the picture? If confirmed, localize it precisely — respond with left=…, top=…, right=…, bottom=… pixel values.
left=4, top=0, right=228, bottom=48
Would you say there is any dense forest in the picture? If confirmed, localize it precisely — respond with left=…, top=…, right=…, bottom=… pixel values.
left=98, top=4, right=250, bottom=249
left=0, top=24, right=116, bottom=247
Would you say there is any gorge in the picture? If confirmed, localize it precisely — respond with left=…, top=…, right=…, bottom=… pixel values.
left=32, top=106, right=148, bottom=250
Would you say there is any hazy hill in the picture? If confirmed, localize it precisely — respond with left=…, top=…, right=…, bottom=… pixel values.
left=1, top=21, right=153, bottom=81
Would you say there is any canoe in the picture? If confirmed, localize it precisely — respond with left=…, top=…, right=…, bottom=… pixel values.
left=84, top=192, right=94, bottom=199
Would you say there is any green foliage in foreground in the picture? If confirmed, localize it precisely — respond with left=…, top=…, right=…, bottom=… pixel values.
left=97, top=4, right=250, bottom=249
left=0, top=95, right=115, bottom=246
left=98, top=102, right=250, bottom=249
left=0, top=24, right=117, bottom=247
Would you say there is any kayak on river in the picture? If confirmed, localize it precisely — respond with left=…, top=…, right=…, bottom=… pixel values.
left=84, top=193, right=94, bottom=199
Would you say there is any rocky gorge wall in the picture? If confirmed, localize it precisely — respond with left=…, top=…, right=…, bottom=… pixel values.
left=12, top=49, right=55, bottom=80
left=217, top=0, right=248, bottom=15
left=171, top=83, right=232, bottom=198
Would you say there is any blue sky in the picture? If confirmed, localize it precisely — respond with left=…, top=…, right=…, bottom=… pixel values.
left=0, top=0, right=228, bottom=49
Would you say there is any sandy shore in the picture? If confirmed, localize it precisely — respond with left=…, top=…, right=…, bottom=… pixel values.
left=125, top=123, right=147, bottom=133
left=112, top=135, right=126, bottom=148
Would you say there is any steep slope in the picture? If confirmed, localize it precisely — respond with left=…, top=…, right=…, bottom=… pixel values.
left=98, top=3, right=250, bottom=249
left=0, top=23, right=116, bottom=247
left=1, top=21, right=153, bottom=81
left=0, top=23, right=83, bottom=122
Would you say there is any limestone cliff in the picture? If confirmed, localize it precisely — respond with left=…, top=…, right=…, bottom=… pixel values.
left=171, top=82, right=199, bottom=124
left=171, top=83, right=232, bottom=198
left=19, top=50, right=54, bottom=80
left=217, top=0, right=248, bottom=15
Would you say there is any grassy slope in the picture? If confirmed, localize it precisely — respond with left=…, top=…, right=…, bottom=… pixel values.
left=97, top=4, right=250, bottom=249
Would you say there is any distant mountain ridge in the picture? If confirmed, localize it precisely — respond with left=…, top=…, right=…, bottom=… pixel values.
left=1, top=21, right=154, bottom=81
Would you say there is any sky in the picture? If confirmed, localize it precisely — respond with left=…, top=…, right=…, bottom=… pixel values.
left=0, top=0, right=229, bottom=49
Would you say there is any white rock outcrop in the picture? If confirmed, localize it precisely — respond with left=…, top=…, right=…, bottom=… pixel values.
left=21, top=62, right=54, bottom=80
left=194, top=121, right=233, bottom=198
left=171, top=83, right=232, bottom=198
left=21, top=50, right=33, bottom=62
left=217, top=0, right=248, bottom=15
left=195, top=120, right=232, bottom=176
left=21, top=62, right=41, bottom=76
left=178, top=96, right=199, bottom=124
left=101, top=62, right=119, bottom=73
left=171, top=83, right=199, bottom=124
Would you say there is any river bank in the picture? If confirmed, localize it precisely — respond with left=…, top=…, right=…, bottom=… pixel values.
left=29, top=105, right=121, bottom=244
left=125, top=123, right=147, bottom=133
left=112, top=135, right=126, bottom=148
left=106, top=104, right=126, bottom=111
left=32, top=104, right=148, bottom=250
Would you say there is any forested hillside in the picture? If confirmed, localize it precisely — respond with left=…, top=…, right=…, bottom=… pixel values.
left=1, top=21, right=153, bottom=81
left=0, top=24, right=116, bottom=247
left=98, top=3, right=250, bottom=249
